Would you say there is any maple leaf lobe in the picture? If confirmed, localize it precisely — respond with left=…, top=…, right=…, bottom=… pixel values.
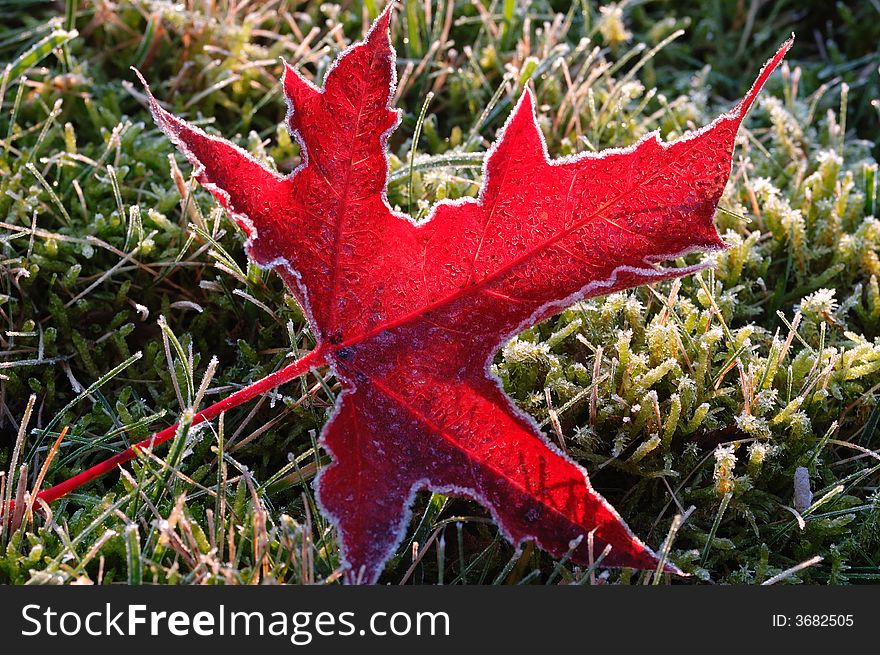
left=141, top=7, right=791, bottom=584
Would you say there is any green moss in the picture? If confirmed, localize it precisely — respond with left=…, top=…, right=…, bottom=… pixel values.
left=1, top=0, right=878, bottom=585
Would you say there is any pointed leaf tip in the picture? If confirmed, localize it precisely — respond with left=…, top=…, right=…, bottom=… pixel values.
left=517, top=86, right=536, bottom=113
left=498, top=87, right=545, bottom=158
left=130, top=66, right=146, bottom=89
left=131, top=67, right=182, bottom=137
left=365, top=1, right=394, bottom=48
left=131, top=67, right=162, bottom=114
left=506, top=87, right=536, bottom=131
left=737, top=36, right=794, bottom=118
left=376, top=2, right=395, bottom=28
left=282, top=59, right=319, bottom=109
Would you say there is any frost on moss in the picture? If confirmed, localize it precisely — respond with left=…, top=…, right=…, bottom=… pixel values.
left=2, top=0, right=879, bottom=585
left=493, top=42, right=880, bottom=580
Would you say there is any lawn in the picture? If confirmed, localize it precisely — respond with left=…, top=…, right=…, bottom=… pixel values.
left=1, top=0, right=879, bottom=584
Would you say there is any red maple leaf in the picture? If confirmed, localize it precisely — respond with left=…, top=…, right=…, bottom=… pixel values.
left=24, top=6, right=791, bottom=583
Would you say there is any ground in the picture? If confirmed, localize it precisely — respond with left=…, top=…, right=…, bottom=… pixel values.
left=1, top=0, right=879, bottom=584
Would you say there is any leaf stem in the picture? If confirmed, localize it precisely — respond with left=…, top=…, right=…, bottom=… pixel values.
left=12, top=347, right=328, bottom=510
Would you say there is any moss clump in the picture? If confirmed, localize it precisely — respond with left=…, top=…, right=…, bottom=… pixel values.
left=1, top=1, right=878, bottom=584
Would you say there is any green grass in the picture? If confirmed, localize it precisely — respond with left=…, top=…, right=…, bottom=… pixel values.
left=1, top=0, right=879, bottom=585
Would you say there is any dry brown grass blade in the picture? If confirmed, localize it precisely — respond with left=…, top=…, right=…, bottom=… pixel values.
left=26, top=426, right=69, bottom=525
